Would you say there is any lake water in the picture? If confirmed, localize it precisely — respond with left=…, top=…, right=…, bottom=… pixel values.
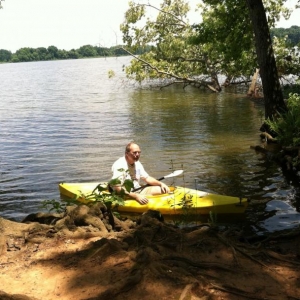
left=1, top=56, right=300, bottom=234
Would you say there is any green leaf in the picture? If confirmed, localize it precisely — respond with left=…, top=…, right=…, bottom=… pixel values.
left=123, top=179, right=134, bottom=193
left=109, top=178, right=122, bottom=186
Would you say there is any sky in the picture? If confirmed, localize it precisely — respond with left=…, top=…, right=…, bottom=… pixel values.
left=0, top=0, right=299, bottom=53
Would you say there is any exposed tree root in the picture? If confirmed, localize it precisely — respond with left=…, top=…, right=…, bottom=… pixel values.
left=163, top=255, right=235, bottom=272
left=209, top=283, right=268, bottom=300
left=1, top=209, right=300, bottom=300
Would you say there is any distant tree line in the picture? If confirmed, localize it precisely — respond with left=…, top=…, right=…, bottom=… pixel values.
left=0, top=44, right=151, bottom=63
left=271, top=26, right=300, bottom=46
left=0, top=26, right=298, bottom=64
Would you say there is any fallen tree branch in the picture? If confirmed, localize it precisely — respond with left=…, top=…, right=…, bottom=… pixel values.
left=260, top=132, right=277, bottom=143
left=121, top=47, right=219, bottom=92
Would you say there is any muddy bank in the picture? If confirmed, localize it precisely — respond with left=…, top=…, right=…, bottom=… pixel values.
left=0, top=206, right=300, bottom=300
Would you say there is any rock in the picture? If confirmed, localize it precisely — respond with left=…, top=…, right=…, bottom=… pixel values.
left=0, top=290, right=38, bottom=300
left=22, top=212, right=63, bottom=225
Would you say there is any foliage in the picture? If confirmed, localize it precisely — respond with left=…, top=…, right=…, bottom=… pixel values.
left=120, top=0, right=217, bottom=89
left=108, top=70, right=116, bottom=78
left=266, top=93, right=300, bottom=146
left=272, top=35, right=300, bottom=79
left=262, top=0, right=292, bottom=27
left=190, top=0, right=256, bottom=79
left=0, top=49, right=12, bottom=62
left=0, top=44, right=148, bottom=63
left=89, top=174, right=134, bottom=211
left=42, top=175, right=133, bottom=214
left=120, top=0, right=299, bottom=91
left=282, top=83, right=300, bottom=98
left=170, top=192, right=195, bottom=224
left=77, top=45, right=98, bottom=57
left=271, top=25, right=300, bottom=46
left=40, top=198, right=76, bottom=214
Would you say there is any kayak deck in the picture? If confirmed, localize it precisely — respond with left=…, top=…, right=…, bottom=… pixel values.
left=59, top=182, right=249, bottom=216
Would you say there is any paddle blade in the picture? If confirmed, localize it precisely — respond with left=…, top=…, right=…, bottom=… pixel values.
left=163, top=169, right=184, bottom=179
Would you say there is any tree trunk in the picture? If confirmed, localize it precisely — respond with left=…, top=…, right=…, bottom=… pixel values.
left=245, top=0, right=287, bottom=120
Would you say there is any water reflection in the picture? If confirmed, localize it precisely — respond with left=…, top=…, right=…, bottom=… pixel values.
left=252, top=200, right=300, bottom=234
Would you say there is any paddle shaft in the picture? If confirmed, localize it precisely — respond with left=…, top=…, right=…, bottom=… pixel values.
left=132, top=170, right=183, bottom=192
left=132, top=176, right=165, bottom=192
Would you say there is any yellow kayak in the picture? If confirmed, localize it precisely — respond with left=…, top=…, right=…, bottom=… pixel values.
left=59, top=182, right=249, bottom=218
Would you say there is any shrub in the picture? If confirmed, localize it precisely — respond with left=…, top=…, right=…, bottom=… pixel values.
left=266, top=93, right=300, bottom=147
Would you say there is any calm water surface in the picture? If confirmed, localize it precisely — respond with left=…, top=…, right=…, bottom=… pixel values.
left=1, top=57, right=300, bottom=234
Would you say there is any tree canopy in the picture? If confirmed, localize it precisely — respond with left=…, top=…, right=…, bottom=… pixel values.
left=121, top=0, right=226, bottom=91
left=120, top=0, right=299, bottom=94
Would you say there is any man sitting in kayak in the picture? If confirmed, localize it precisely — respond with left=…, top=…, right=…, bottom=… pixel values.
left=111, top=142, right=170, bottom=205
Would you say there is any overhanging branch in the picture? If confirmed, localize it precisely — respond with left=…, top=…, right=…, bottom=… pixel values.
left=122, top=47, right=197, bottom=83
left=141, top=3, right=188, bottom=26
left=121, top=47, right=221, bottom=92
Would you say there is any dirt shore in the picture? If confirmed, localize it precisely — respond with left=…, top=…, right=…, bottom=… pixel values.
left=0, top=206, right=300, bottom=300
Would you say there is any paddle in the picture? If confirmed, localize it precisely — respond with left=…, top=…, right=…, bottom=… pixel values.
left=132, top=169, right=184, bottom=192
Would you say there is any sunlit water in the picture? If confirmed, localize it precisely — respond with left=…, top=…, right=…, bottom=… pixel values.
left=1, top=57, right=300, bottom=234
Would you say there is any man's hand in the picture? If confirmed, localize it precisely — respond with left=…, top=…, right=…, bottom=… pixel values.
left=160, top=182, right=170, bottom=194
left=135, top=194, right=149, bottom=205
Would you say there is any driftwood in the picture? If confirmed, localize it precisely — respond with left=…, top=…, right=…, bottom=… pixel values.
left=251, top=144, right=299, bottom=172
left=247, top=68, right=260, bottom=97
left=250, top=145, right=272, bottom=155
left=259, top=132, right=277, bottom=143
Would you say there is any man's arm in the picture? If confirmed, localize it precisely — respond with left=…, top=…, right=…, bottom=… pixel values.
left=144, top=176, right=170, bottom=193
left=112, top=185, right=149, bottom=205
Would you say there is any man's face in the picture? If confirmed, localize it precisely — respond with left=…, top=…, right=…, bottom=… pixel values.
left=126, top=144, right=141, bottom=164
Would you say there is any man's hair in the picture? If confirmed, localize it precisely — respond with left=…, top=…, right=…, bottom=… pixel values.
left=125, top=142, right=137, bottom=153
